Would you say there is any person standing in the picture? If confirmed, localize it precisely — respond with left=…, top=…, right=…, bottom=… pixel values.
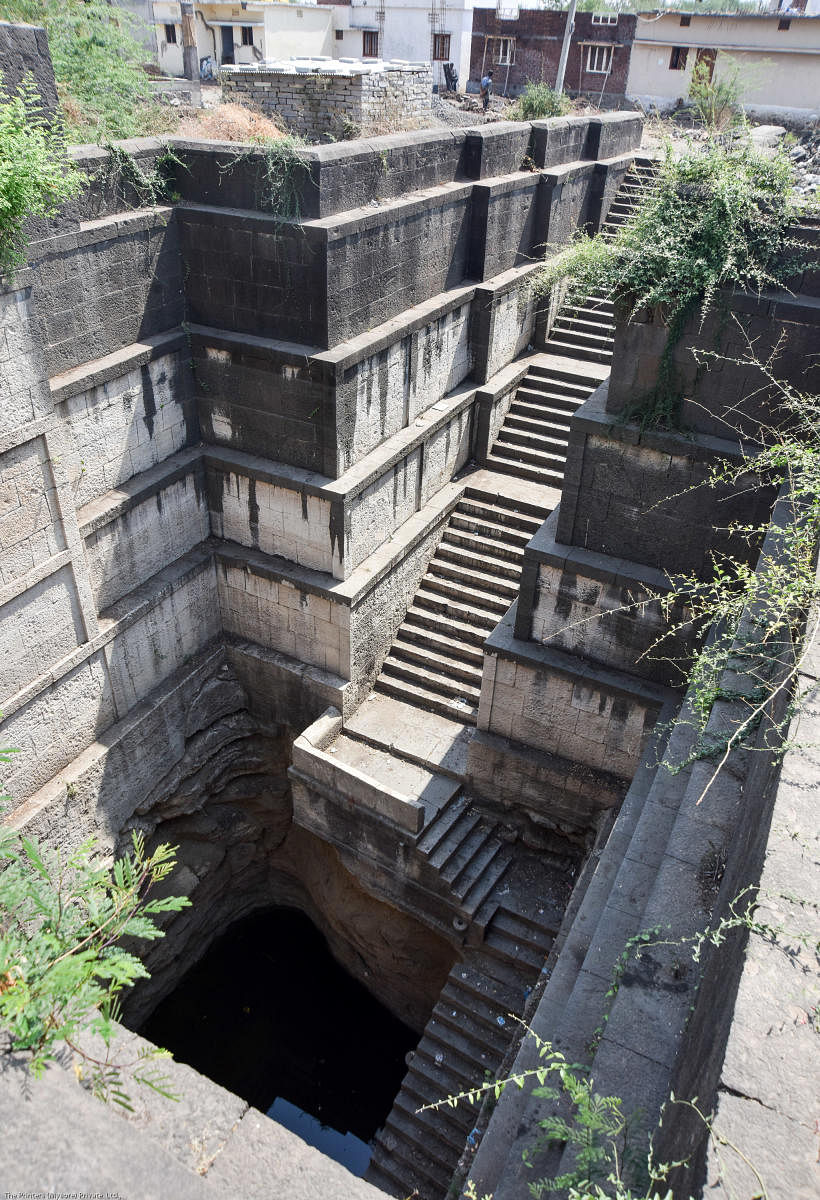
left=480, top=69, right=493, bottom=113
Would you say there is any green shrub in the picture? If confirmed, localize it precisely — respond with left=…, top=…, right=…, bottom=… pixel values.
left=0, top=0, right=172, bottom=140
left=0, top=74, right=83, bottom=277
left=537, top=141, right=800, bottom=427
left=511, top=81, right=571, bottom=122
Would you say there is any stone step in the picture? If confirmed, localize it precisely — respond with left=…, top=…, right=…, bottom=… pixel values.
left=489, top=907, right=557, bottom=959
left=458, top=843, right=514, bottom=914
left=425, top=562, right=517, bottom=606
left=497, top=427, right=569, bottom=459
left=382, top=1105, right=462, bottom=1176
left=433, top=999, right=511, bottom=1061
left=397, top=621, right=485, bottom=668
left=413, top=585, right=502, bottom=630
left=404, top=602, right=491, bottom=646
left=416, top=1030, right=497, bottom=1091
left=394, top=1079, right=472, bottom=1143
left=364, top=1159, right=410, bottom=1200
left=505, top=414, right=570, bottom=446
left=438, top=820, right=498, bottom=886
left=543, top=336, right=612, bottom=365
left=492, top=436, right=567, bottom=472
left=509, top=398, right=575, bottom=426
left=416, top=793, right=470, bottom=855
left=484, top=920, right=548, bottom=974
left=426, top=809, right=482, bottom=872
left=515, top=386, right=584, bottom=414
left=422, top=1017, right=505, bottom=1082
left=552, top=313, right=615, bottom=338
left=443, top=966, right=526, bottom=1029
left=522, top=375, right=596, bottom=402
left=375, top=674, right=478, bottom=724
left=370, top=1129, right=452, bottom=1199
left=437, top=536, right=522, bottom=579
left=527, top=362, right=604, bottom=390
left=390, top=636, right=483, bottom=689
left=565, top=304, right=614, bottom=323
left=448, top=511, right=533, bottom=551
left=462, top=487, right=549, bottom=525
left=379, top=655, right=482, bottom=703
left=400, top=1070, right=477, bottom=1132
left=486, top=450, right=563, bottom=488
left=549, top=324, right=615, bottom=353
left=444, top=830, right=504, bottom=892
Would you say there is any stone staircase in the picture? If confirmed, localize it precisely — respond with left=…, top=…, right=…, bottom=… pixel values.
left=414, top=792, right=514, bottom=929
left=485, top=157, right=657, bottom=488
left=487, top=359, right=605, bottom=487
left=367, top=905, right=559, bottom=1200
left=374, top=487, right=549, bottom=723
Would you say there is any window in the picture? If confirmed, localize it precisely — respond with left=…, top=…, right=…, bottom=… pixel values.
left=164, top=23, right=177, bottom=44
left=433, top=33, right=451, bottom=61
left=241, top=26, right=254, bottom=46
left=778, top=18, right=791, bottom=29
left=679, top=14, right=691, bottom=26
left=669, top=47, right=688, bottom=70
left=335, top=29, right=344, bottom=41
left=591, top=13, right=618, bottom=25
left=363, top=30, right=379, bottom=58
left=490, top=36, right=516, bottom=66
left=586, top=44, right=613, bottom=74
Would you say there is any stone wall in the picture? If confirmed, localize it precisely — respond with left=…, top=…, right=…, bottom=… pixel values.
left=220, top=60, right=432, bottom=141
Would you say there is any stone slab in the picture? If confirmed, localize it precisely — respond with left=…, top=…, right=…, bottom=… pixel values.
left=345, top=692, right=474, bottom=781
left=331, top=732, right=461, bottom=815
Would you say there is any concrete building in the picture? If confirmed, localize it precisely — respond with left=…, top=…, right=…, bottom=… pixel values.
left=153, top=0, right=270, bottom=74
left=469, top=7, right=637, bottom=102
left=627, top=9, right=820, bottom=121
left=152, top=0, right=474, bottom=90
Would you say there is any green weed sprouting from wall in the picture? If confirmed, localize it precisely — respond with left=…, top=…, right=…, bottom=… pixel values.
left=220, top=135, right=310, bottom=229
left=0, top=74, right=83, bottom=278
left=0, top=747, right=190, bottom=1106
left=101, top=143, right=184, bottom=210
left=535, top=140, right=803, bottom=429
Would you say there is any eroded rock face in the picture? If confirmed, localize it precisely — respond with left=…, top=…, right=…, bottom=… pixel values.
left=122, top=666, right=454, bottom=1034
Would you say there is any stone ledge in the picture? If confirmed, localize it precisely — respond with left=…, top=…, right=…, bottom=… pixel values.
left=49, top=327, right=188, bottom=403
left=524, top=506, right=678, bottom=593
left=486, top=600, right=676, bottom=711
left=0, top=546, right=214, bottom=723
left=77, top=446, right=203, bottom=535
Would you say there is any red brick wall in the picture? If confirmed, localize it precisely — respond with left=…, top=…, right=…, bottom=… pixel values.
left=470, top=11, right=636, bottom=102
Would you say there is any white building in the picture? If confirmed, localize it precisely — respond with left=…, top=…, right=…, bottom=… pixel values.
left=333, top=0, right=475, bottom=92
left=626, top=10, right=820, bottom=121
left=153, top=0, right=474, bottom=91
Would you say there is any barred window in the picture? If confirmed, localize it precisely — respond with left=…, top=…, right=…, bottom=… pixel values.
left=241, top=26, right=254, bottom=46
left=591, top=13, right=618, bottom=25
left=433, top=33, right=451, bottom=61
left=669, top=47, right=688, bottom=71
left=586, top=44, right=613, bottom=74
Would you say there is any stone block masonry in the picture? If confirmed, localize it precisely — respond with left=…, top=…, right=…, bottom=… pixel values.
left=220, top=60, right=433, bottom=142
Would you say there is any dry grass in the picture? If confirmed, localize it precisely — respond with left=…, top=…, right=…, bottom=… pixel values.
left=176, top=102, right=286, bottom=144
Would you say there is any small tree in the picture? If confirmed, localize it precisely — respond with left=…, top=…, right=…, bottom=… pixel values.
left=1, top=747, right=191, bottom=1104
left=688, top=57, right=743, bottom=133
